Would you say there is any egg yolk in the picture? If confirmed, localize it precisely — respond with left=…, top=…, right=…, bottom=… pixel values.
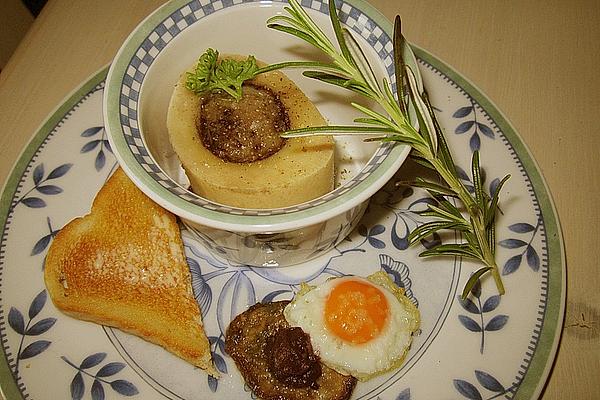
left=324, top=279, right=389, bottom=344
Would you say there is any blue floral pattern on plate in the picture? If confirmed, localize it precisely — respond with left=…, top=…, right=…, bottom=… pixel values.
left=0, top=2, right=564, bottom=399
left=61, top=353, right=139, bottom=400
left=7, top=290, right=56, bottom=375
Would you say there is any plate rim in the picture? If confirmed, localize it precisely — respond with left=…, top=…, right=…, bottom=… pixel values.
left=0, top=66, right=108, bottom=400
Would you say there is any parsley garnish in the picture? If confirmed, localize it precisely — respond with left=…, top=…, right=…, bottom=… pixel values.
left=185, top=48, right=259, bottom=100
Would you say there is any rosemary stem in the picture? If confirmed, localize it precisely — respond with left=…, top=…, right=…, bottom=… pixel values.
left=361, top=93, right=506, bottom=296
left=432, top=157, right=505, bottom=295
left=471, top=212, right=506, bottom=295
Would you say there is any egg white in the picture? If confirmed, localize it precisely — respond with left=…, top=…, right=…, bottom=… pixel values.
left=283, top=273, right=420, bottom=380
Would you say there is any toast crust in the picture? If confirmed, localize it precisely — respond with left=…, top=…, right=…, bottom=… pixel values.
left=44, top=168, right=217, bottom=376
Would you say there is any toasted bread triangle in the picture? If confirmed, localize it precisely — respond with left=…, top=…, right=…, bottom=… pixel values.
left=44, top=168, right=218, bottom=377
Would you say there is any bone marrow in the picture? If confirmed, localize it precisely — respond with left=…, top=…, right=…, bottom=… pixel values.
left=167, top=54, right=334, bottom=209
left=197, top=83, right=288, bottom=163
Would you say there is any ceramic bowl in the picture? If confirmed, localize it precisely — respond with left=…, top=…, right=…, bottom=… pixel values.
left=103, top=0, right=419, bottom=267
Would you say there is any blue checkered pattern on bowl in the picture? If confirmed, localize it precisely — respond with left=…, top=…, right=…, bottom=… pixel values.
left=118, top=0, right=397, bottom=216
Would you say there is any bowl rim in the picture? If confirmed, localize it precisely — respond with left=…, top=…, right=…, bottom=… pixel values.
left=103, top=0, right=418, bottom=233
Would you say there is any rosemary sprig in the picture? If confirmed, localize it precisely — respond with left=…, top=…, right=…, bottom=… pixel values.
left=265, top=0, right=511, bottom=298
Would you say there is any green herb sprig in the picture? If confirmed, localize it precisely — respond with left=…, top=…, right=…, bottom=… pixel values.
left=185, top=48, right=261, bottom=100
left=264, top=0, right=510, bottom=298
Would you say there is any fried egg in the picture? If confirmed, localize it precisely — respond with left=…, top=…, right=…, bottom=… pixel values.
left=283, top=272, right=420, bottom=380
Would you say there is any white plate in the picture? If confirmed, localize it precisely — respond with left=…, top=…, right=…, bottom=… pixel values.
left=0, top=1, right=564, bottom=400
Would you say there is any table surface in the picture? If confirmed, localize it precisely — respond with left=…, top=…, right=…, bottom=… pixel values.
left=0, top=0, right=598, bottom=399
